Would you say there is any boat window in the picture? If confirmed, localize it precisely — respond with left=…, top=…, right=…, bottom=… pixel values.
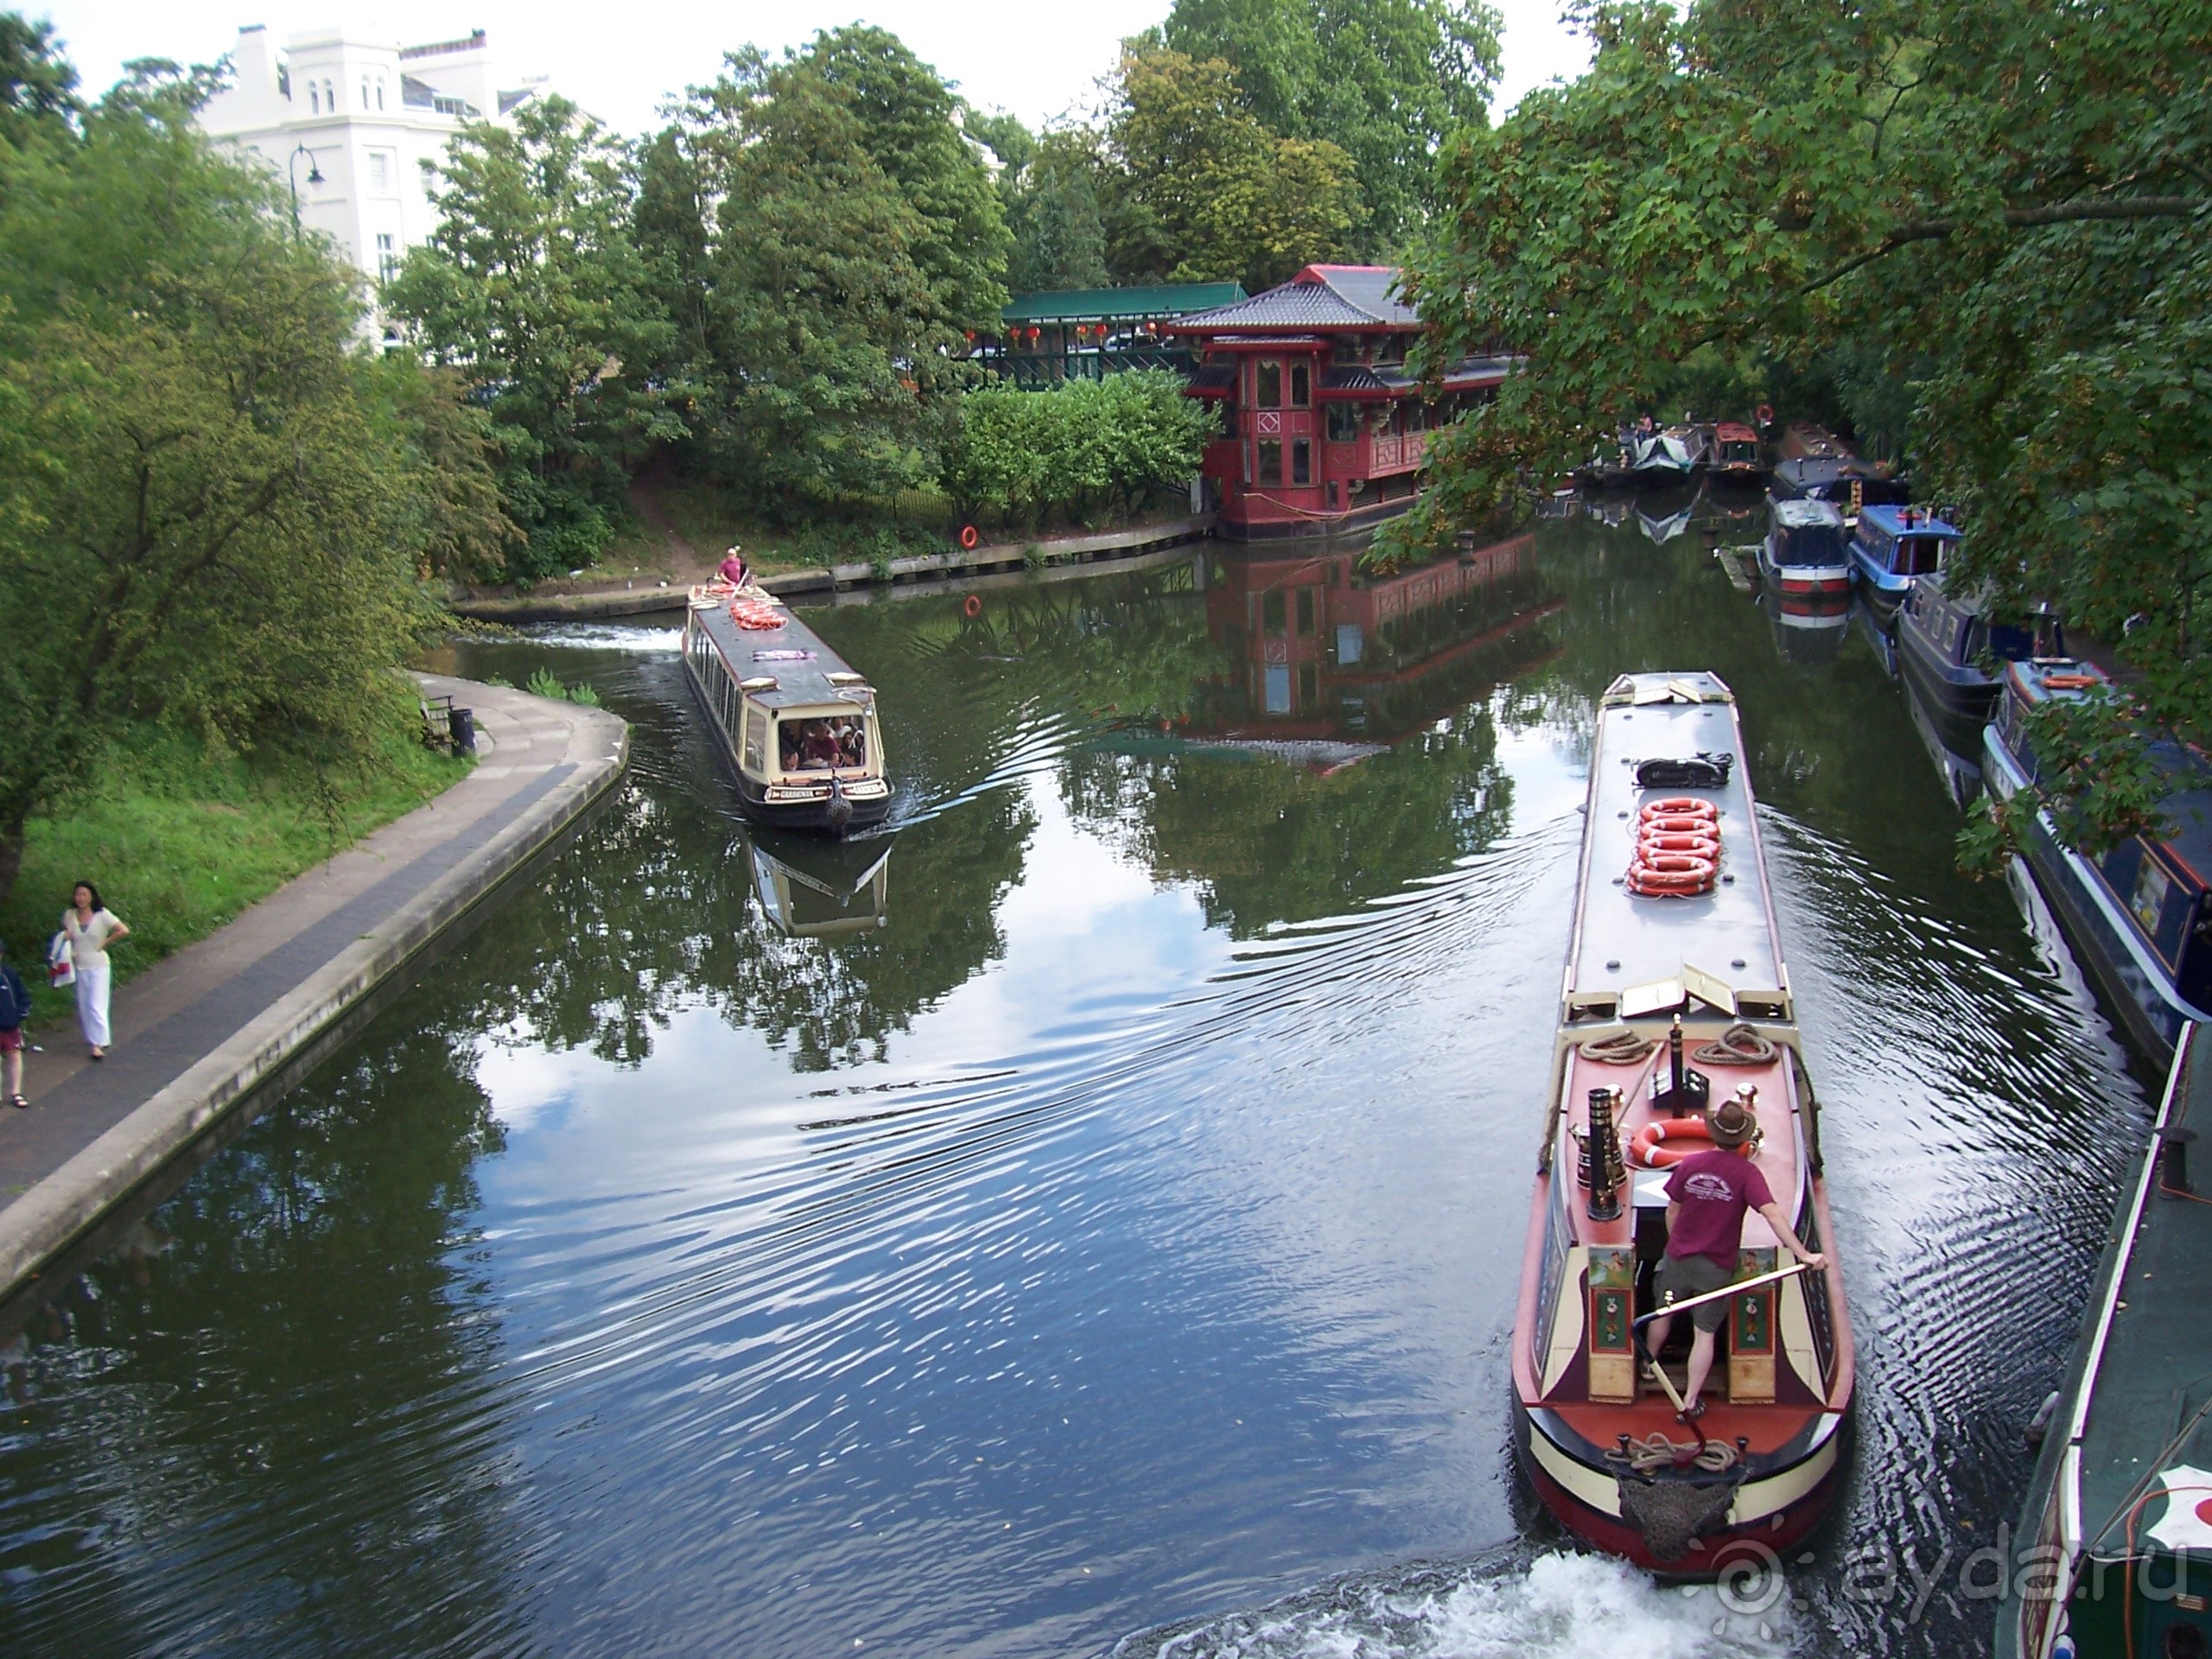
left=1327, top=403, right=1357, bottom=442
left=742, top=704, right=767, bottom=773
left=1295, top=588, right=1315, bottom=636
left=1258, top=440, right=1283, bottom=486
left=1292, top=438, right=1312, bottom=485
left=1289, top=362, right=1311, bottom=407
left=1256, top=360, right=1281, bottom=408
left=1262, top=589, right=1287, bottom=634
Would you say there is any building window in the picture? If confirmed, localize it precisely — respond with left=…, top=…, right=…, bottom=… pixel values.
left=1256, top=360, right=1281, bottom=408
left=1290, top=362, right=1311, bottom=407
left=377, top=232, right=398, bottom=283
left=1262, top=591, right=1287, bottom=634
left=324, top=79, right=337, bottom=111
left=1327, top=404, right=1357, bottom=442
left=1299, top=663, right=1319, bottom=708
left=369, top=151, right=389, bottom=192
left=376, top=76, right=386, bottom=110
left=361, top=76, right=370, bottom=108
left=1258, top=440, right=1283, bottom=486
left=1295, top=588, right=1315, bottom=637
left=1221, top=399, right=1239, bottom=440
left=1327, top=480, right=1340, bottom=510
left=308, top=83, right=319, bottom=113
left=1292, top=439, right=1312, bottom=486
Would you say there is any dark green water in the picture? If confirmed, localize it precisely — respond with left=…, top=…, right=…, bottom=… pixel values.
left=0, top=498, right=2148, bottom=1656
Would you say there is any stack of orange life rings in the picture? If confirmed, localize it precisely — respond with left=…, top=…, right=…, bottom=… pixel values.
left=1627, top=796, right=1719, bottom=897
left=728, top=594, right=789, bottom=631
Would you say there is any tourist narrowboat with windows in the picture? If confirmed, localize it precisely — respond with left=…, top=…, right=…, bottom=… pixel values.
left=1171, top=264, right=1513, bottom=540
left=1513, top=671, right=1854, bottom=1573
left=1758, top=497, right=1853, bottom=602
left=1894, top=569, right=2034, bottom=741
left=1704, top=422, right=1765, bottom=486
left=1982, top=657, right=2212, bottom=1066
left=682, top=582, right=892, bottom=835
left=1848, top=503, right=1960, bottom=625
left=1996, top=1020, right=2212, bottom=1659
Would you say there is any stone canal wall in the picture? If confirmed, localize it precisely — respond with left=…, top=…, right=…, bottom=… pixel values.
left=0, top=676, right=629, bottom=1305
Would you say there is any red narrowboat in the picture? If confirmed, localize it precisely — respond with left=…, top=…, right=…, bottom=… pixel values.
left=1513, top=671, right=1855, bottom=1573
left=1169, top=265, right=1513, bottom=542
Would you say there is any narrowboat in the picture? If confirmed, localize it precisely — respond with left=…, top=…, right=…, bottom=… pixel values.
left=1758, top=497, right=1853, bottom=601
left=1631, top=424, right=1701, bottom=481
left=682, top=582, right=893, bottom=835
left=1981, top=657, right=2212, bottom=1066
left=1705, top=421, right=1765, bottom=486
left=1848, top=503, right=1959, bottom=625
left=1995, top=1021, right=2211, bottom=1659
left=1513, top=671, right=1854, bottom=1573
left=1895, top=570, right=2034, bottom=743
left=1770, top=455, right=1907, bottom=512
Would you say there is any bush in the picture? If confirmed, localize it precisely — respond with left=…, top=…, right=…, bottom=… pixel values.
left=944, top=370, right=1215, bottom=531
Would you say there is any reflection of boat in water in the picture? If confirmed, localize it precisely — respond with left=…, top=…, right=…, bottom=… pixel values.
left=1760, top=590, right=1850, bottom=665
left=1996, top=1020, right=2212, bottom=1659
left=1512, top=671, right=1854, bottom=1573
left=1895, top=569, right=2034, bottom=743
left=1983, top=655, right=2212, bottom=1068
left=747, top=835, right=893, bottom=938
left=1637, top=500, right=1697, bottom=544
left=1168, top=532, right=1564, bottom=767
left=1900, top=661, right=1983, bottom=810
left=683, top=582, right=892, bottom=835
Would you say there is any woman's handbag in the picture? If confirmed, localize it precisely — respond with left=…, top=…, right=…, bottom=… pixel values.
left=48, top=931, right=73, bottom=989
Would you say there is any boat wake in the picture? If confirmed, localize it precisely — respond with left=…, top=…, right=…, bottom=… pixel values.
left=1116, top=1548, right=1797, bottom=1658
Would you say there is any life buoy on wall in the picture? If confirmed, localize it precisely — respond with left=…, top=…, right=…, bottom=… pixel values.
left=959, top=524, right=981, bottom=551
left=963, top=593, right=982, bottom=619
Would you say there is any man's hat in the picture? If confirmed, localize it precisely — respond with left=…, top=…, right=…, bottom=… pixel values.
left=1708, top=1097, right=1757, bottom=1147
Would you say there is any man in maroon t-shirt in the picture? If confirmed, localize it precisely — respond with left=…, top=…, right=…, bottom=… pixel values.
left=1643, top=1096, right=1827, bottom=1420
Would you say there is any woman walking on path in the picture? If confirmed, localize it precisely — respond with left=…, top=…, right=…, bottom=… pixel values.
left=61, top=882, right=129, bottom=1060
left=0, top=939, right=29, bottom=1108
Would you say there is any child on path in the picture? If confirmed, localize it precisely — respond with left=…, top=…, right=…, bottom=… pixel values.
left=0, top=939, right=29, bottom=1109
left=60, top=882, right=129, bottom=1061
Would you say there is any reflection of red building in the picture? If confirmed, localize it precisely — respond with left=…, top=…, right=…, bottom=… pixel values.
left=1190, top=534, right=1560, bottom=766
left=1170, top=265, right=1513, bottom=541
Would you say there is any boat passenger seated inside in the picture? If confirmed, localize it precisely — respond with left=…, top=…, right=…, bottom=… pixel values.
left=779, top=718, right=865, bottom=772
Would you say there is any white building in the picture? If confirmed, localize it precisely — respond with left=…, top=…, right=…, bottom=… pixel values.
left=199, top=25, right=550, bottom=334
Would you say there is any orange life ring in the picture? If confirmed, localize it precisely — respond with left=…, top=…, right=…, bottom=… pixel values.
left=1640, top=831, right=1719, bottom=857
left=959, top=524, right=981, bottom=551
left=1642, top=814, right=1717, bottom=837
left=2043, top=672, right=2094, bottom=690
left=1641, top=798, right=1717, bottom=822
left=963, top=593, right=982, bottom=619
left=1627, top=853, right=1718, bottom=896
left=1630, top=1116, right=1716, bottom=1167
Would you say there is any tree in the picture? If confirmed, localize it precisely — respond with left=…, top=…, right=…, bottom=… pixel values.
left=1103, top=44, right=1362, bottom=290
left=1157, top=0, right=1501, bottom=251
left=972, top=115, right=1112, bottom=293
left=385, top=96, right=677, bottom=581
left=0, top=11, right=78, bottom=146
left=0, top=58, right=449, bottom=905
left=944, top=371, right=1216, bottom=528
left=1393, top=0, right=2209, bottom=849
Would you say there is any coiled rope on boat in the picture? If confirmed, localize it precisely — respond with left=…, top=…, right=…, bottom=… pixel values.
left=1691, top=1023, right=1778, bottom=1065
left=1605, top=1431, right=1738, bottom=1474
left=1577, top=1030, right=1659, bottom=1064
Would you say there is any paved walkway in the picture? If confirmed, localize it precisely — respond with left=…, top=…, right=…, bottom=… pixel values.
left=0, top=676, right=628, bottom=1295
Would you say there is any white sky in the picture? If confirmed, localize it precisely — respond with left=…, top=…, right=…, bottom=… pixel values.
left=29, top=1, right=1592, bottom=137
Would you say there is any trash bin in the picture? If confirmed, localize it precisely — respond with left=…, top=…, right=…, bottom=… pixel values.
left=448, top=705, right=476, bottom=754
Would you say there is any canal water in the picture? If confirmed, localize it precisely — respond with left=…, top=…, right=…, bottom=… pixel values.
left=0, top=498, right=2151, bottom=1657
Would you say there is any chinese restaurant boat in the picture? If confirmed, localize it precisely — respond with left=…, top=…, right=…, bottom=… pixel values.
left=1982, top=655, right=2212, bottom=1067
left=1514, top=671, right=1853, bottom=1573
left=1848, top=503, right=1960, bottom=625
left=682, top=581, right=892, bottom=835
left=1996, top=1020, right=2212, bottom=1659
left=1758, top=497, right=1853, bottom=602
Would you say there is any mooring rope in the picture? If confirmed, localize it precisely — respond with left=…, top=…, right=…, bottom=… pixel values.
left=1604, top=1430, right=1739, bottom=1474
left=1577, top=1030, right=1659, bottom=1064
left=1692, top=1023, right=1777, bottom=1065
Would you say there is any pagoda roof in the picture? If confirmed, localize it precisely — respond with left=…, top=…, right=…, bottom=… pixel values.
left=1168, top=264, right=1421, bottom=334
left=1002, top=283, right=1246, bottom=325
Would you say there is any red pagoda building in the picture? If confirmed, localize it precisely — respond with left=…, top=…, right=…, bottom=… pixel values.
left=1170, top=264, right=1512, bottom=542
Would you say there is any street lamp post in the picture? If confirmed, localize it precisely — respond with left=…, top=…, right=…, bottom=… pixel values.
left=287, top=143, right=324, bottom=236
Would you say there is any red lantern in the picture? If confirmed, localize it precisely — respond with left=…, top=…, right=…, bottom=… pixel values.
left=1027, top=327, right=1041, bottom=341
left=964, top=329, right=976, bottom=342
left=1007, top=326, right=1020, bottom=340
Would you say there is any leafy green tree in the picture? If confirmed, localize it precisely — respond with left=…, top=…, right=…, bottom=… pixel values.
left=0, top=11, right=78, bottom=146
left=944, top=372, right=1216, bottom=528
left=973, top=116, right=1112, bottom=294
left=0, top=57, right=449, bottom=905
left=385, top=96, right=676, bottom=582
left=1103, top=44, right=1361, bottom=289
left=1393, top=0, right=2209, bottom=849
left=1157, top=0, right=1501, bottom=251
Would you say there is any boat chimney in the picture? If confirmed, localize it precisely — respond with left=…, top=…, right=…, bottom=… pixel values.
left=1669, top=1016, right=1686, bottom=1099
left=2159, top=1128, right=2197, bottom=1198
left=1586, top=1088, right=1624, bottom=1221
left=1656, top=1016, right=1711, bottom=1119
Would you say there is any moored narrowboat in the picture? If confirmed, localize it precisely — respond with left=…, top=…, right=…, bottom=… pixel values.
left=682, top=582, right=893, bottom=835
left=1513, top=671, right=1854, bottom=1573
left=1995, top=1020, right=2212, bottom=1659
left=1705, top=421, right=1765, bottom=486
left=1981, top=658, right=2212, bottom=1066
left=1770, top=454, right=1907, bottom=511
left=1895, top=569, right=2034, bottom=744
left=1848, top=503, right=1959, bottom=625
left=1758, top=497, right=1853, bottom=601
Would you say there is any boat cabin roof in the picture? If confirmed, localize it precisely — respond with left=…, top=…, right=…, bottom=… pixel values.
left=1770, top=498, right=1846, bottom=531
left=1567, top=673, right=1789, bottom=1019
left=1715, top=421, right=1758, bottom=443
left=1858, top=503, right=1959, bottom=540
left=691, top=592, right=877, bottom=715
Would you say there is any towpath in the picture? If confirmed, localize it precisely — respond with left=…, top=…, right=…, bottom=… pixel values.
left=0, top=676, right=628, bottom=1301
